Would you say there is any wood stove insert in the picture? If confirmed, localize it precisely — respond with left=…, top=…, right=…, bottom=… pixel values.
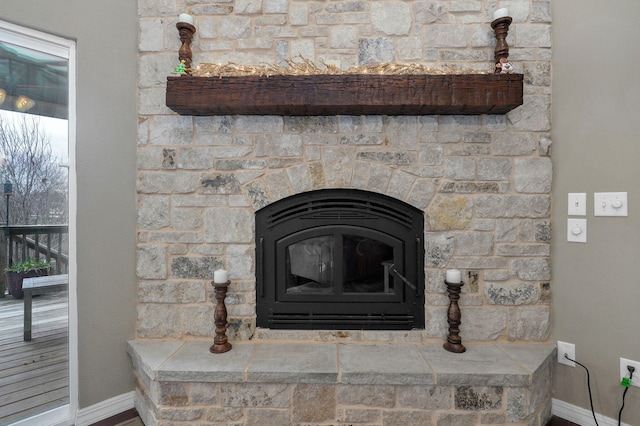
left=256, top=189, right=425, bottom=330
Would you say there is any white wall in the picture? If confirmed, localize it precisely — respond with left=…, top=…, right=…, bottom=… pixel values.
left=552, top=1, right=640, bottom=423
left=1, top=2, right=138, bottom=408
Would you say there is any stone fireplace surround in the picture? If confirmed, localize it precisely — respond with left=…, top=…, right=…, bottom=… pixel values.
left=134, top=0, right=553, bottom=424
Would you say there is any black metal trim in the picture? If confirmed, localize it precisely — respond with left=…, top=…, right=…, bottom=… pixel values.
left=256, top=189, right=425, bottom=330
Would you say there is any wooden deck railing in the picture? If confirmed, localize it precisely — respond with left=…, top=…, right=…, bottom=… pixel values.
left=1, top=225, right=69, bottom=274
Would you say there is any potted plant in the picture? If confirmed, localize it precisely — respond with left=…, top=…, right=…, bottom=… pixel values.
left=5, top=258, right=52, bottom=299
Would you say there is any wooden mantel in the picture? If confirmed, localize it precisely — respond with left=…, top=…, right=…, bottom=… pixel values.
left=166, top=73, right=523, bottom=116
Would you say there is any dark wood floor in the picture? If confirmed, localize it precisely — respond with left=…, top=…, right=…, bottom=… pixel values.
left=0, top=291, right=69, bottom=425
left=546, top=416, right=581, bottom=426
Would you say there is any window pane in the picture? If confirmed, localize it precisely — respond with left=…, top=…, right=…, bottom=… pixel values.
left=286, top=236, right=334, bottom=294
left=0, top=41, right=69, bottom=119
left=343, top=235, right=394, bottom=293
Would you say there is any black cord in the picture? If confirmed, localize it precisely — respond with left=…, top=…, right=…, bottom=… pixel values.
left=618, top=368, right=634, bottom=426
left=564, top=354, right=599, bottom=426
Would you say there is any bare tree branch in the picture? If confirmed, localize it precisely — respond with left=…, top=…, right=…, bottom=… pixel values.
left=0, top=113, right=67, bottom=225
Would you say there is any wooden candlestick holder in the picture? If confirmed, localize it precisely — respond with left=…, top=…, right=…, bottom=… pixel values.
left=443, top=280, right=466, bottom=353
left=176, top=21, right=196, bottom=73
left=491, top=16, right=512, bottom=73
left=209, top=280, right=232, bottom=354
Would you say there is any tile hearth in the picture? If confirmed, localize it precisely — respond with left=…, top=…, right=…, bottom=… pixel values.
left=128, top=340, right=554, bottom=425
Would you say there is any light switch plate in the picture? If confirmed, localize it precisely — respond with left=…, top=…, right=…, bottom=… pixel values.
left=594, top=192, right=628, bottom=216
left=567, top=218, right=587, bottom=243
left=568, top=193, right=587, bottom=216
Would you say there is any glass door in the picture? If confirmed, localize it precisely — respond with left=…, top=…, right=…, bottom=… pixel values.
left=0, top=20, right=76, bottom=426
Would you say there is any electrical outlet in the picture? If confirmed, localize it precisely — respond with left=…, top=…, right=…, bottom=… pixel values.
left=620, top=358, right=640, bottom=388
left=557, top=341, right=576, bottom=367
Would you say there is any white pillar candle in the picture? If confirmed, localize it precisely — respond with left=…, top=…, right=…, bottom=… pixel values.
left=178, top=13, right=194, bottom=25
left=214, top=269, right=229, bottom=283
left=493, top=8, right=509, bottom=20
left=446, top=269, right=461, bottom=283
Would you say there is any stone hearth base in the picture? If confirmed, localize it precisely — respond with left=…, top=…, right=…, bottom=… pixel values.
left=128, top=340, right=554, bottom=426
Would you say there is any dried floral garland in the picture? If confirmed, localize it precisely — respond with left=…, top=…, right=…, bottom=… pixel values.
left=191, top=57, right=486, bottom=78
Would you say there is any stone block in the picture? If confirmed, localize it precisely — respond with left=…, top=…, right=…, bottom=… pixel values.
left=455, top=232, right=494, bottom=256
left=476, top=195, right=551, bottom=218
left=320, top=147, right=353, bottom=186
left=336, top=385, right=395, bottom=408
left=291, top=39, right=315, bottom=59
left=175, top=148, right=215, bottom=170
left=480, top=412, right=506, bottom=424
left=171, top=256, right=223, bottom=279
left=342, top=408, right=381, bottom=423
left=139, top=18, right=165, bottom=52
left=436, top=412, right=479, bottom=426
left=245, top=181, right=270, bottom=210
left=189, top=382, right=218, bottom=405
left=515, top=158, right=553, bottom=193
left=292, top=384, right=336, bottom=422
left=397, top=36, right=423, bottom=60
left=137, top=304, right=182, bottom=338
left=445, top=158, right=476, bottom=180
left=170, top=208, right=202, bottom=230
left=330, top=26, right=357, bottom=49
left=426, top=234, right=454, bottom=268
left=383, top=410, right=435, bottom=425
left=454, top=386, right=502, bottom=410
left=359, top=38, right=395, bottom=65
left=506, top=387, right=528, bottom=422
left=516, top=306, right=550, bottom=341
left=138, top=195, right=170, bottom=229
left=512, top=258, right=550, bottom=281
left=397, top=385, right=451, bottom=409
left=414, top=2, right=448, bottom=24
left=138, top=281, right=206, bottom=304
left=139, top=54, right=176, bottom=88
left=477, top=158, right=511, bottom=181
left=220, top=383, right=290, bottom=408
left=158, top=382, right=189, bottom=406
left=289, top=3, right=308, bottom=25
left=485, top=282, right=541, bottom=305
left=426, top=195, right=473, bottom=231
left=459, top=307, right=507, bottom=340
left=204, top=208, right=254, bottom=243
left=387, top=171, right=416, bottom=201
left=517, top=24, right=552, bottom=47
left=182, top=305, right=216, bottom=337
left=508, top=95, right=551, bottom=132
left=137, top=245, right=168, bottom=279
left=205, top=406, right=243, bottom=422
left=137, top=172, right=199, bottom=194
left=419, top=144, right=444, bottom=166
left=325, top=1, right=365, bottom=13
left=246, top=408, right=290, bottom=426
left=157, top=407, right=204, bottom=421
left=423, top=25, right=468, bottom=47
left=371, top=2, right=411, bottom=35
left=218, top=16, right=252, bottom=39
left=497, top=244, right=549, bottom=257
left=194, top=116, right=233, bottom=134
left=405, top=179, right=436, bottom=209
left=339, top=344, right=435, bottom=385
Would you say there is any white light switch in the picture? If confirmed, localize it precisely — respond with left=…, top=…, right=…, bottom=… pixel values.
left=567, top=218, right=587, bottom=243
left=568, top=193, right=587, bottom=216
left=594, top=192, right=628, bottom=216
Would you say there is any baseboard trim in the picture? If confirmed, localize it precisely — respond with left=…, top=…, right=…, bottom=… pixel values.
left=552, top=398, right=630, bottom=426
left=75, top=391, right=135, bottom=426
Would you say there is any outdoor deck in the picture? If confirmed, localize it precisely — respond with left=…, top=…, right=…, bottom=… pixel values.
left=0, top=290, right=69, bottom=425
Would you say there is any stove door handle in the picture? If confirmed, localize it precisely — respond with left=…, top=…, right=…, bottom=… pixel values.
left=389, top=264, right=417, bottom=292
